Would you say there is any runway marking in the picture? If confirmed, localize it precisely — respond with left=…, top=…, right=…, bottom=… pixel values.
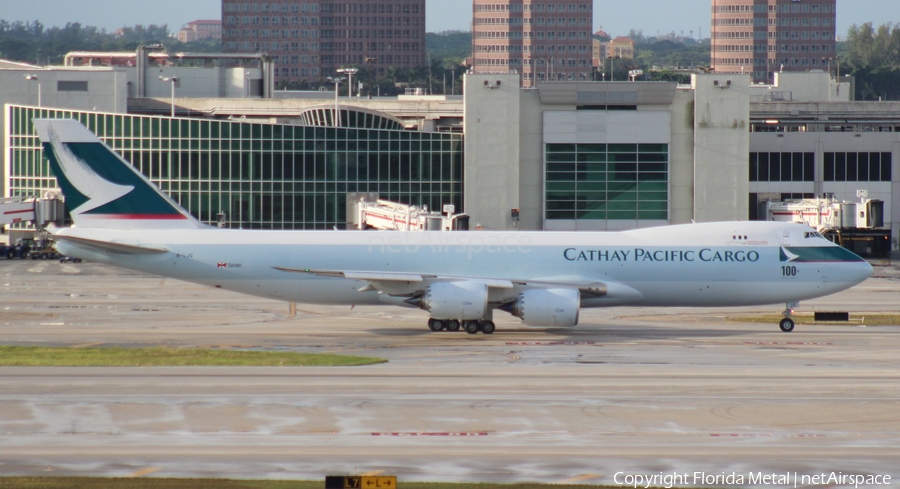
left=129, top=467, right=161, bottom=477
left=746, top=342, right=835, bottom=346
left=398, top=351, right=494, bottom=358
left=70, top=342, right=105, bottom=348
left=557, top=474, right=602, bottom=484
left=318, top=347, right=381, bottom=355
left=372, top=432, right=489, bottom=437
left=363, top=470, right=385, bottom=476
left=710, top=433, right=826, bottom=438
left=506, top=341, right=596, bottom=346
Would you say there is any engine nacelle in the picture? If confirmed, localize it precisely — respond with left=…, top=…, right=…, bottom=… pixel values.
left=418, top=281, right=489, bottom=320
left=503, top=288, right=580, bottom=327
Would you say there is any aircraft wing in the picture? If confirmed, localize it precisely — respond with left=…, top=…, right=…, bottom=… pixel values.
left=273, top=267, right=606, bottom=297
left=52, top=234, right=169, bottom=255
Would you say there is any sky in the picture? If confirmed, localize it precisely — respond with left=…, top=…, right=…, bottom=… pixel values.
left=1, top=0, right=896, bottom=41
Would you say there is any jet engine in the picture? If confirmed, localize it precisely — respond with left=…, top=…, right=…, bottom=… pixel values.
left=415, top=281, right=489, bottom=320
left=501, top=288, right=580, bottom=327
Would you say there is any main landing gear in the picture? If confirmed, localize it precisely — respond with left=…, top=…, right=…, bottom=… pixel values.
left=427, top=318, right=495, bottom=335
left=779, top=302, right=797, bottom=333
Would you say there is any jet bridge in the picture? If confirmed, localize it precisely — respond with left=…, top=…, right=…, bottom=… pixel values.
left=762, top=197, right=890, bottom=257
left=1, top=196, right=64, bottom=228
left=349, top=195, right=469, bottom=231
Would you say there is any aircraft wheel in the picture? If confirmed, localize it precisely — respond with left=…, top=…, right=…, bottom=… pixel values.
left=481, top=321, right=496, bottom=335
left=428, top=319, right=444, bottom=332
left=446, top=320, right=461, bottom=332
left=465, top=321, right=480, bottom=335
left=779, top=318, right=795, bottom=333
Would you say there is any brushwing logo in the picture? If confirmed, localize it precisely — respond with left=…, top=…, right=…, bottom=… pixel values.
left=780, top=247, right=799, bottom=262
left=47, top=127, right=134, bottom=215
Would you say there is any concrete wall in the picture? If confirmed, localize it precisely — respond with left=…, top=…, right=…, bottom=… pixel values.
left=773, top=72, right=851, bottom=103
left=517, top=88, right=544, bottom=231
left=669, top=89, right=696, bottom=225
left=692, top=73, right=751, bottom=222
left=127, top=67, right=263, bottom=100
left=0, top=68, right=126, bottom=114
left=463, top=73, right=522, bottom=230
left=748, top=72, right=852, bottom=103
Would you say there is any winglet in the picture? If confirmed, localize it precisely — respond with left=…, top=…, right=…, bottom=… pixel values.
left=33, top=119, right=203, bottom=230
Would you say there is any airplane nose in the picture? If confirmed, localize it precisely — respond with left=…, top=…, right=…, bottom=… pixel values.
left=858, top=260, right=874, bottom=283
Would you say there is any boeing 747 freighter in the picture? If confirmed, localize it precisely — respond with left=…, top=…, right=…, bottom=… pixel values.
left=35, top=119, right=872, bottom=334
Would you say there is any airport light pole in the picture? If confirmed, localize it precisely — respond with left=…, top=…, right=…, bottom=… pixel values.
left=159, top=76, right=178, bottom=117
left=337, top=68, right=358, bottom=98
left=25, top=74, right=41, bottom=108
left=608, top=56, right=620, bottom=82
left=326, top=76, right=345, bottom=127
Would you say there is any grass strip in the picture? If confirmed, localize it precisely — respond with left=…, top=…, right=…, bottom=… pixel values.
left=0, top=480, right=616, bottom=489
left=0, top=346, right=385, bottom=367
left=727, top=313, right=900, bottom=326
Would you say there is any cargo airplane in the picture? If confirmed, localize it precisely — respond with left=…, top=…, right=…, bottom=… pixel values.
left=35, top=119, right=872, bottom=334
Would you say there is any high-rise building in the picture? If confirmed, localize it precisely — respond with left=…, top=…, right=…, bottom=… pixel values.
left=222, top=0, right=426, bottom=86
left=472, top=0, right=594, bottom=87
left=178, top=20, right=223, bottom=43
left=711, top=0, right=837, bottom=83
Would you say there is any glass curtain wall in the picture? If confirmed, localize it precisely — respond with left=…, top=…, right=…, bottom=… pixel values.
left=7, top=105, right=463, bottom=229
left=545, top=143, right=669, bottom=221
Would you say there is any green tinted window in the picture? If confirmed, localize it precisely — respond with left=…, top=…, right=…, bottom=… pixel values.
left=545, top=143, right=669, bottom=222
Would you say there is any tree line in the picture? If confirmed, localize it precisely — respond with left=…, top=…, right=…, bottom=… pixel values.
left=0, top=20, right=221, bottom=65
left=840, top=22, right=900, bottom=101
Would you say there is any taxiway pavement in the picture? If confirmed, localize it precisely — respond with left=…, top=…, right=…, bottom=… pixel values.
left=1, top=259, right=899, bottom=484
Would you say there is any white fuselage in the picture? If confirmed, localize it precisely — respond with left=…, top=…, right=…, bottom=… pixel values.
left=55, top=221, right=872, bottom=312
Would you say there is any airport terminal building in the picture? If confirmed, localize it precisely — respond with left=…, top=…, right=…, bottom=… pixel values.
left=1, top=59, right=899, bottom=254
left=6, top=105, right=462, bottom=230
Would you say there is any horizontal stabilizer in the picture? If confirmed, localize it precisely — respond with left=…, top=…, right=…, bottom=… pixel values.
left=54, top=235, right=168, bottom=255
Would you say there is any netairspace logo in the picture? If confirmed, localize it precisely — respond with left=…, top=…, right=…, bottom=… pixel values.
left=614, top=471, right=892, bottom=489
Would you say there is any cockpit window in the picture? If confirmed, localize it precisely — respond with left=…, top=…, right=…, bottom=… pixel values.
left=804, top=232, right=825, bottom=239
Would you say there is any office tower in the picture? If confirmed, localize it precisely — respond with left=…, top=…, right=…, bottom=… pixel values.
left=178, top=20, right=223, bottom=43
left=711, top=0, right=837, bottom=83
left=222, top=0, right=426, bottom=86
left=472, top=0, right=594, bottom=87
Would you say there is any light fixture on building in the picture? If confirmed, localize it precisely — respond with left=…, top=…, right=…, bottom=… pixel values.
left=159, top=76, right=179, bottom=117
left=337, top=68, right=359, bottom=98
left=24, top=74, right=41, bottom=108
left=325, top=76, right=346, bottom=127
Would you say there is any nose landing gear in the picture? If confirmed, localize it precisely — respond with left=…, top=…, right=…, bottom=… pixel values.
left=779, top=317, right=795, bottom=333
left=779, top=302, right=798, bottom=333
